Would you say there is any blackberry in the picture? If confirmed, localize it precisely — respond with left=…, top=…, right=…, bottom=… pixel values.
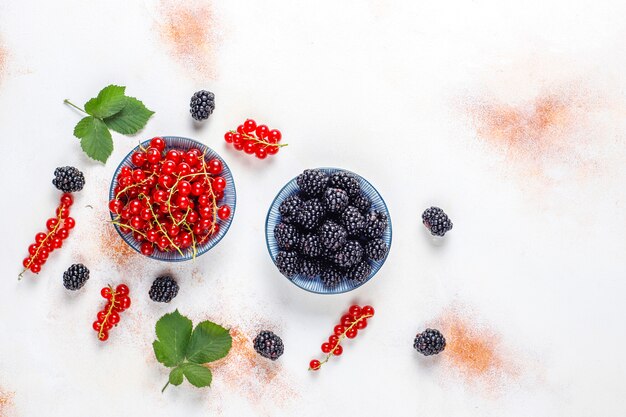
left=319, top=220, right=347, bottom=251
left=149, top=276, right=179, bottom=303
left=278, top=195, right=303, bottom=224
left=299, top=233, right=323, bottom=258
left=62, top=263, right=89, bottom=290
left=340, top=206, right=365, bottom=237
left=328, top=171, right=361, bottom=198
left=296, top=169, right=328, bottom=197
left=323, top=188, right=349, bottom=214
left=351, top=193, right=372, bottom=213
left=189, top=90, right=215, bottom=121
left=301, top=258, right=322, bottom=278
left=296, top=199, right=326, bottom=230
left=413, top=328, right=446, bottom=356
left=333, top=240, right=364, bottom=268
left=320, top=265, right=344, bottom=288
left=365, top=238, right=388, bottom=261
left=53, top=166, right=85, bottom=193
left=253, top=331, right=284, bottom=360
left=422, top=207, right=453, bottom=237
left=274, top=223, right=300, bottom=251
left=364, top=210, right=388, bottom=239
left=348, top=261, right=371, bottom=285
left=275, top=251, right=301, bottom=278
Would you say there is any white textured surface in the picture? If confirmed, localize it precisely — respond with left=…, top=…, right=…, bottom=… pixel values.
left=1, top=0, right=626, bottom=416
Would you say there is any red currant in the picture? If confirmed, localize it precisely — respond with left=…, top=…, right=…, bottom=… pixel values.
left=109, top=311, right=120, bottom=325
left=341, top=314, right=354, bottom=327
left=46, top=218, right=59, bottom=231
left=208, top=158, right=223, bottom=175
left=332, top=345, right=343, bottom=356
left=346, top=329, right=358, bottom=339
left=35, top=232, right=47, bottom=243
left=328, top=335, right=339, bottom=346
left=269, top=129, right=281, bottom=142
left=309, top=359, right=321, bottom=370
left=348, top=305, right=361, bottom=318
left=255, top=147, right=267, bottom=159
left=213, top=177, right=226, bottom=192
left=146, top=147, right=162, bottom=163
left=224, top=132, right=234, bottom=143
left=132, top=151, right=147, bottom=166
left=217, top=205, right=231, bottom=220
left=256, top=125, right=269, bottom=138
left=65, top=217, right=76, bottom=229
left=243, top=141, right=255, bottom=154
left=243, top=119, right=257, bottom=133
left=150, top=137, right=166, bottom=152
left=30, top=263, right=41, bottom=273
left=356, top=318, right=368, bottom=329
left=362, top=305, right=375, bottom=316
left=321, top=343, right=332, bottom=353
left=165, top=149, right=182, bottom=164
left=266, top=146, right=279, bottom=155
left=93, top=321, right=103, bottom=331
left=101, top=287, right=112, bottom=299
left=60, top=193, right=73, bottom=207
left=98, top=331, right=109, bottom=341
left=334, top=325, right=345, bottom=336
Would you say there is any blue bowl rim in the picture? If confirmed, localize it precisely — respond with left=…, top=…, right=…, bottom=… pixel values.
left=108, top=136, right=237, bottom=262
left=265, top=167, right=392, bottom=294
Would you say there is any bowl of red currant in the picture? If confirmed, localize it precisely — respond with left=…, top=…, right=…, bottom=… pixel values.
left=108, top=136, right=236, bottom=261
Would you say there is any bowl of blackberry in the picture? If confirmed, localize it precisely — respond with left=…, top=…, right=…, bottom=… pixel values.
left=266, top=168, right=392, bottom=294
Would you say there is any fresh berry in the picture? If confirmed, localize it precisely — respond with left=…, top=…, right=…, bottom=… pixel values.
left=190, top=90, right=215, bottom=121
left=320, top=266, right=343, bottom=288
left=62, top=263, right=90, bottom=290
left=94, top=284, right=130, bottom=342
left=149, top=276, right=179, bottom=303
left=422, top=207, right=453, bottom=237
left=296, top=169, right=328, bottom=197
left=332, top=240, right=364, bottom=268
left=274, top=223, right=301, bottom=251
left=351, top=193, right=372, bottom=213
left=253, top=330, right=285, bottom=360
left=323, top=188, right=349, bottom=213
left=319, top=220, right=347, bottom=251
left=52, top=166, right=85, bottom=193
left=301, top=258, right=322, bottom=278
left=275, top=251, right=301, bottom=278
left=278, top=195, right=302, bottom=224
left=309, top=359, right=321, bottom=370
left=364, top=210, right=388, bottom=239
left=340, top=206, right=365, bottom=237
left=295, top=199, right=326, bottom=230
left=348, top=261, right=371, bottom=284
left=224, top=119, right=286, bottom=158
left=413, top=328, right=446, bottom=356
left=328, top=171, right=360, bottom=198
left=365, top=238, right=388, bottom=261
left=299, top=233, right=323, bottom=258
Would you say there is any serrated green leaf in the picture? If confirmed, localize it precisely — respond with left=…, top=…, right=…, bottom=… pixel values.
left=73, top=116, right=113, bottom=163
left=84, top=85, right=127, bottom=118
left=153, top=310, right=193, bottom=367
left=186, top=321, right=232, bottom=364
left=169, top=367, right=184, bottom=386
left=181, top=363, right=212, bottom=388
left=104, top=96, right=155, bottom=135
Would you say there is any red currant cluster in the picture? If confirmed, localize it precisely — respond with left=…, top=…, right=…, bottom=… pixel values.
left=224, top=119, right=287, bottom=159
left=108, top=137, right=232, bottom=258
left=20, top=193, right=76, bottom=277
left=93, top=284, right=131, bottom=341
left=309, top=304, right=375, bottom=371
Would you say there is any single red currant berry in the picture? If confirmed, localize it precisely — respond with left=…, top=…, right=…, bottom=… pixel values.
left=161, top=160, right=176, bottom=175
left=116, top=284, right=129, bottom=296
left=93, top=321, right=103, bottom=331
left=146, top=147, right=162, bottom=163
left=166, top=149, right=182, bottom=163
left=98, top=331, right=109, bottom=341
left=39, top=248, right=49, bottom=260
left=176, top=195, right=190, bottom=210
left=177, top=180, right=192, bottom=196
left=56, top=206, right=70, bottom=219
left=328, top=335, right=339, bottom=346
left=28, top=244, right=38, bottom=255
left=236, top=125, right=245, bottom=135
left=24, top=256, right=34, bottom=268
left=150, top=137, right=166, bottom=152
left=208, top=158, right=223, bottom=175
left=177, top=162, right=191, bottom=176
left=97, top=311, right=107, bottom=322
left=269, top=129, right=282, bottom=142
left=109, top=311, right=120, bottom=325
left=346, top=329, right=358, bottom=339
left=57, top=228, right=70, bottom=240
left=46, top=218, right=59, bottom=231
left=101, top=287, right=112, bottom=299
left=321, top=343, right=332, bottom=353
left=349, top=305, right=362, bottom=318
left=341, top=314, right=354, bottom=327
left=120, top=166, right=132, bottom=177
left=362, top=305, right=375, bottom=316
left=141, top=242, right=154, bottom=256
left=334, top=325, right=345, bottom=336
left=243, top=119, right=257, bottom=133
left=119, top=296, right=131, bottom=310
left=224, top=132, right=234, bottom=143
left=218, top=205, right=231, bottom=220
left=356, top=318, right=368, bottom=329
left=232, top=133, right=243, bottom=145
left=30, top=263, right=42, bottom=273
left=35, top=232, right=47, bottom=244
left=52, top=237, right=63, bottom=249
left=60, top=193, right=74, bottom=207
left=256, top=125, right=269, bottom=139
left=243, top=141, right=256, bottom=154
left=213, top=177, right=226, bottom=192
left=131, top=151, right=147, bottom=166
left=266, top=146, right=279, bottom=155
left=255, top=147, right=268, bottom=159
left=332, top=345, right=343, bottom=356
left=183, top=151, right=200, bottom=167
left=233, top=142, right=244, bottom=151
left=309, top=359, right=321, bottom=370
left=65, top=217, right=76, bottom=229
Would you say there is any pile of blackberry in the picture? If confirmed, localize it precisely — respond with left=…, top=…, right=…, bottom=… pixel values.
left=274, top=169, right=389, bottom=288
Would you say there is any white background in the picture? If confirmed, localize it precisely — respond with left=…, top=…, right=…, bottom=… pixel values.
left=1, top=0, right=626, bottom=416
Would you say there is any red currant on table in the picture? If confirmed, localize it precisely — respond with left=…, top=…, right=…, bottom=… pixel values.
left=224, top=120, right=286, bottom=159
left=362, top=305, right=375, bottom=316
left=94, top=284, right=131, bottom=342
left=309, top=360, right=321, bottom=371
left=321, top=343, right=332, bottom=353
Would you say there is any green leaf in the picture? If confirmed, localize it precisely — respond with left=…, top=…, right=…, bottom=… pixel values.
left=152, top=310, right=193, bottom=367
left=73, top=116, right=113, bottom=163
left=104, top=96, right=155, bottom=135
left=84, top=85, right=127, bottom=118
left=181, top=363, right=212, bottom=388
left=186, top=321, right=232, bottom=364
left=169, top=367, right=184, bottom=386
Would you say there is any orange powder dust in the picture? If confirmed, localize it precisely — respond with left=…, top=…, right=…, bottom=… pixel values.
left=0, top=41, right=7, bottom=84
left=157, top=0, right=219, bottom=79
left=0, top=386, right=15, bottom=416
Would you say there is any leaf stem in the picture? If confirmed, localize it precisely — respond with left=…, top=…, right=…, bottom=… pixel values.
left=161, top=381, right=170, bottom=393
left=63, top=99, right=87, bottom=114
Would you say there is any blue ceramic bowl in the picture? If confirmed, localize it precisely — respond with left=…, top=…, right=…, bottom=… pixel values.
left=266, top=168, right=392, bottom=294
left=109, top=136, right=236, bottom=262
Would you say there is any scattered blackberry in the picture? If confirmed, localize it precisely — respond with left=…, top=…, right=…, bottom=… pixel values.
left=53, top=166, right=85, bottom=193
left=301, top=258, right=322, bottom=278
left=340, top=206, right=365, bottom=237
left=422, top=207, right=453, bottom=237
left=253, top=331, right=284, bottom=360
left=62, top=263, right=89, bottom=290
left=299, top=233, right=323, bottom=258
left=296, top=169, right=328, bottom=197
left=328, top=171, right=360, bottom=198
left=364, top=210, right=388, bottom=239
left=320, top=266, right=344, bottom=288
left=351, top=193, right=372, bottom=213
left=278, top=195, right=303, bottom=224
left=333, top=240, right=364, bottom=268
left=274, top=223, right=300, bottom=251
left=365, top=238, right=388, bottom=261
left=296, top=199, right=326, bottom=230
left=323, top=188, right=349, bottom=214
left=319, top=220, right=347, bottom=251
left=413, top=328, right=446, bottom=356
left=149, top=276, right=179, bottom=303
left=348, top=261, right=371, bottom=285
left=275, top=251, right=301, bottom=278
left=189, top=90, right=215, bottom=121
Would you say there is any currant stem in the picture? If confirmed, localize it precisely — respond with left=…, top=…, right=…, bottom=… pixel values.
left=230, top=130, right=288, bottom=148
left=98, top=286, right=117, bottom=339
left=63, top=99, right=87, bottom=114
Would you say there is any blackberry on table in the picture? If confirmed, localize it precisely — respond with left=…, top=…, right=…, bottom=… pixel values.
left=348, top=261, right=371, bottom=285
left=296, top=198, right=326, bottom=230
left=274, top=223, right=300, bottom=251
left=301, top=258, right=322, bottom=278
left=351, top=193, right=372, bottom=213
left=278, top=195, right=303, bottom=224
left=190, top=90, right=215, bottom=121
left=328, top=171, right=361, bottom=198
left=365, top=238, right=388, bottom=261
left=62, top=263, right=89, bottom=290
left=253, top=330, right=284, bottom=360
left=319, top=220, right=347, bottom=251
left=320, top=265, right=344, bottom=288
left=422, top=207, right=453, bottom=237
left=364, top=210, right=388, bottom=239
left=299, top=233, right=323, bottom=258
left=333, top=240, right=364, bottom=268
left=53, top=166, right=85, bottom=193
left=275, top=251, right=301, bottom=278
left=414, top=328, right=446, bottom=356
left=149, top=276, right=179, bottom=303
left=340, top=206, right=365, bottom=237
left=323, top=188, right=349, bottom=214
left=296, top=169, right=328, bottom=197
